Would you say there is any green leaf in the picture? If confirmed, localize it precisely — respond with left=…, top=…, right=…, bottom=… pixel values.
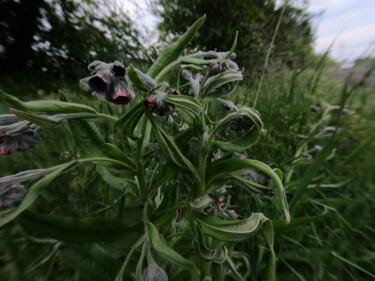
left=148, top=15, right=206, bottom=79
left=17, top=211, right=140, bottom=243
left=145, top=110, right=199, bottom=179
left=147, top=222, right=198, bottom=272
left=262, top=220, right=276, bottom=281
left=194, top=213, right=269, bottom=242
left=0, top=89, right=96, bottom=114
left=113, top=102, right=144, bottom=138
left=165, top=95, right=202, bottom=117
left=0, top=161, right=77, bottom=227
left=289, top=133, right=335, bottom=209
left=181, top=31, right=239, bottom=65
left=209, top=107, right=263, bottom=151
left=69, top=120, right=105, bottom=158
left=128, top=65, right=156, bottom=91
left=206, top=158, right=290, bottom=223
left=201, top=70, right=243, bottom=100
left=11, top=109, right=98, bottom=127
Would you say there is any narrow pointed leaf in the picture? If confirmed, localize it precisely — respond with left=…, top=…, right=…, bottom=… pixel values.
left=145, top=110, right=199, bottom=179
left=17, top=211, right=139, bottom=243
left=0, top=161, right=77, bottom=227
left=148, top=15, right=206, bottom=79
left=147, top=222, right=198, bottom=272
left=206, top=158, right=290, bottom=222
left=194, top=212, right=269, bottom=242
left=209, top=107, right=263, bottom=151
left=113, top=102, right=144, bottom=138
left=0, top=89, right=96, bottom=114
left=165, top=95, right=202, bottom=117
left=128, top=65, right=156, bottom=91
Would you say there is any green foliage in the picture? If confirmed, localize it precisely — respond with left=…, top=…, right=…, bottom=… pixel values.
left=154, top=0, right=314, bottom=73
left=1, top=13, right=375, bottom=281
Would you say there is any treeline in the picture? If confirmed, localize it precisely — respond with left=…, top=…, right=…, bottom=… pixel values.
left=0, top=0, right=314, bottom=86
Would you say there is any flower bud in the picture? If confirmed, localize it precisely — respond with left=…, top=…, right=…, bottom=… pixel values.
left=233, top=152, right=246, bottom=159
left=88, top=73, right=110, bottom=95
left=144, top=96, right=156, bottom=109
left=209, top=61, right=222, bottom=74
left=228, top=209, right=238, bottom=219
left=224, top=101, right=237, bottom=111
left=168, top=89, right=179, bottom=95
left=0, top=147, right=12, bottom=155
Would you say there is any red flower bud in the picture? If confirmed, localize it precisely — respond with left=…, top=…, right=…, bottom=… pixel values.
left=144, top=96, right=156, bottom=108
left=0, top=148, right=12, bottom=155
left=216, top=197, right=224, bottom=204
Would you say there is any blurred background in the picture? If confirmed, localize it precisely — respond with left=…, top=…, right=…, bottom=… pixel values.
left=1, top=0, right=374, bottom=93
left=0, top=0, right=374, bottom=280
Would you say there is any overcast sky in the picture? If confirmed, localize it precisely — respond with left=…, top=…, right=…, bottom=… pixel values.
left=121, top=0, right=375, bottom=63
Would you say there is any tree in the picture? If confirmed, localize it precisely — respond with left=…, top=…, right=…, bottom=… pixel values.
left=0, top=0, right=146, bottom=81
left=154, top=0, right=314, bottom=74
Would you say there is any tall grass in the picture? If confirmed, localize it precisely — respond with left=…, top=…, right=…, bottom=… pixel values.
left=1, top=55, right=374, bottom=280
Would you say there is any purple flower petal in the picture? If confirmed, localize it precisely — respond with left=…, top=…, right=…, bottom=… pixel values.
left=88, top=74, right=109, bottom=95
left=112, top=90, right=130, bottom=105
left=112, top=64, right=126, bottom=79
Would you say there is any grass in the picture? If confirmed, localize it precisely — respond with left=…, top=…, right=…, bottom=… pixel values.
left=1, top=55, right=375, bottom=280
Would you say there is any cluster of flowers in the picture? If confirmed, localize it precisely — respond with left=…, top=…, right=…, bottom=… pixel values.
left=85, top=60, right=134, bottom=105
left=84, top=61, right=181, bottom=122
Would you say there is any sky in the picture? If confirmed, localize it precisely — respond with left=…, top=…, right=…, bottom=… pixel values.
left=120, top=0, right=375, bottom=63
left=307, top=0, right=375, bottom=63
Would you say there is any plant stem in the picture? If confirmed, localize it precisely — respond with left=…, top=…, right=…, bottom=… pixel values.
left=115, top=234, right=145, bottom=281
left=136, top=115, right=150, bottom=201
left=96, top=112, right=118, bottom=121
left=78, top=157, right=133, bottom=170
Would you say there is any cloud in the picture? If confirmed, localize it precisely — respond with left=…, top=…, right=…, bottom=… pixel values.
left=315, top=23, right=375, bottom=50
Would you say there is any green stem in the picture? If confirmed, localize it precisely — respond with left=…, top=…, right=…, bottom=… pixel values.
left=202, top=261, right=212, bottom=280
left=78, top=157, right=133, bottom=170
left=115, top=234, right=146, bottom=281
left=96, top=112, right=117, bottom=121
left=136, top=115, right=151, bottom=201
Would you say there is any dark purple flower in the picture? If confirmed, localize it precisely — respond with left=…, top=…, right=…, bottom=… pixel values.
left=111, top=62, right=126, bottom=79
left=168, top=89, right=179, bottom=96
left=112, top=89, right=130, bottom=105
left=144, top=96, right=156, bottom=109
left=88, top=73, right=110, bottom=95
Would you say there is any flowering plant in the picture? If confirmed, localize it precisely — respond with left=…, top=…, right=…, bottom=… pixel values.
left=0, top=16, right=290, bottom=281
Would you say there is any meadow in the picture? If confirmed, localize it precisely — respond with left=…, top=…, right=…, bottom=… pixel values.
left=1, top=14, right=375, bottom=281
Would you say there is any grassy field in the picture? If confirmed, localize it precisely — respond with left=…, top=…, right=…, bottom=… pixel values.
left=0, top=55, right=374, bottom=280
